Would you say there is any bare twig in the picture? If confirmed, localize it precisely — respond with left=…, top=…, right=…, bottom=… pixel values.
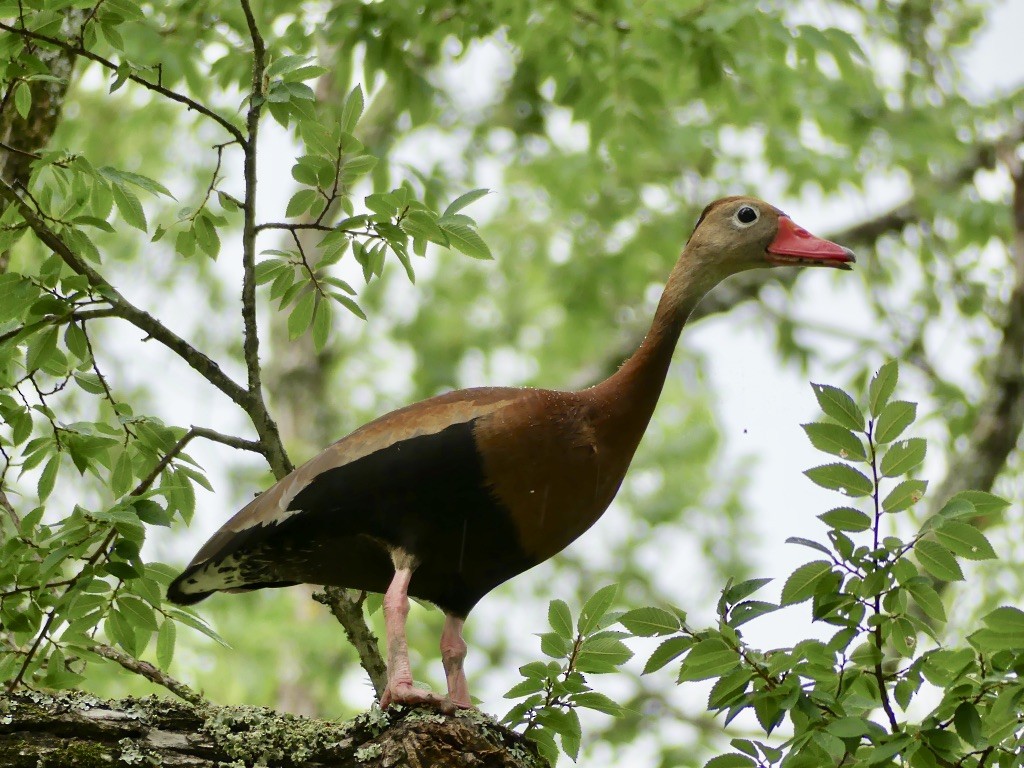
left=0, top=21, right=245, bottom=145
left=312, top=587, right=388, bottom=697
left=0, top=307, right=116, bottom=346
left=91, top=642, right=203, bottom=705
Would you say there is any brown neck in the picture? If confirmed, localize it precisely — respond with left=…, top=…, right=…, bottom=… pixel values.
left=588, top=250, right=722, bottom=444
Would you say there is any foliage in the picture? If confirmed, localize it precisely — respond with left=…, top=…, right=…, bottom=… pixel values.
left=502, top=584, right=631, bottom=763
left=0, top=0, right=1021, bottom=765
left=509, top=364, right=1021, bottom=765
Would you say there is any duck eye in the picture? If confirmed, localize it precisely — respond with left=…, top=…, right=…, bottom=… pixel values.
left=735, top=206, right=758, bottom=225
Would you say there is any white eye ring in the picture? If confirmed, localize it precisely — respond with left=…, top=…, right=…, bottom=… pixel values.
left=733, top=205, right=759, bottom=227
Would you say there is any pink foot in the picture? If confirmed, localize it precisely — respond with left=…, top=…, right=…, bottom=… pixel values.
left=380, top=681, right=459, bottom=713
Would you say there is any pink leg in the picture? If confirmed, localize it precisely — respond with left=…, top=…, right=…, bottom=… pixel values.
left=440, top=613, right=472, bottom=709
left=379, top=559, right=451, bottom=711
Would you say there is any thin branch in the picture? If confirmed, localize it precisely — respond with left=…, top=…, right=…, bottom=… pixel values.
left=0, top=178, right=253, bottom=413
left=254, top=221, right=334, bottom=234
left=79, top=319, right=135, bottom=443
left=235, top=0, right=290, bottom=479
left=867, top=420, right=899, bottom=732
left=0, top=307, right=116, bottom=346
left=91, top=642, right=203, bottom=705
left=313, top=587, right=388, bottom=698
left=189, top=426, right=264, bottom=454
left=0, top=21, right=245, bottom=145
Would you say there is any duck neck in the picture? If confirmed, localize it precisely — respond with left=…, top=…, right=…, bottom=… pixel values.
left=590, top=251, right=720, bottom=441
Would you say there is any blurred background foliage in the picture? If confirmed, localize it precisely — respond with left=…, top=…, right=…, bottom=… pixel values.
left=1, top=0, right=1022, bottom=765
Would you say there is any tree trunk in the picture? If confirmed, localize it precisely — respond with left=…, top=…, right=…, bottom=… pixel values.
left=0, top=691, right=547, bottom=768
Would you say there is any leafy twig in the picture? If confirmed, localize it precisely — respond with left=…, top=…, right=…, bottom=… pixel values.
left=866, top=419, right=899, bottom=732
left=0, top=20, right=245, bottom=144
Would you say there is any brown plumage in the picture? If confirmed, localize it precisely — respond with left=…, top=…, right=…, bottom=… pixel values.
left=168, top=196, right=854, bottom=709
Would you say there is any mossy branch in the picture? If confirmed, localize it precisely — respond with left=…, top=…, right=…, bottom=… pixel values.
left=0, top=692, right=546, bottom=768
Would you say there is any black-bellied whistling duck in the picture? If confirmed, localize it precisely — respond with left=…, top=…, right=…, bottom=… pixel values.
left=168, top=196, right=854, bottom=710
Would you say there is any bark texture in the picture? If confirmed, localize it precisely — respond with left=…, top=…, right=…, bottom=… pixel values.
left=0, top=691, right=546, bottom=768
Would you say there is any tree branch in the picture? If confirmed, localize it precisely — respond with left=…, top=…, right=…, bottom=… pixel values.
left=90, top=643, right=203, bottom=706
left=0, top=691, right=545, bottom=768
left=0, top=178, right=257, bottom=419
left=233, top=0, right=291, bottom=481
left=313, top=588, right=388, bottom=698
left=0, top=21, right=246, bottom=145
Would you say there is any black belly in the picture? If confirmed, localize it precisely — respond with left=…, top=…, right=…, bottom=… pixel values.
left=230, top=420, right=535, bottom=617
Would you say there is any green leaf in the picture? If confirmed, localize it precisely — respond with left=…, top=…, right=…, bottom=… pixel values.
left=26, top=326, right=59, bottom=372
left=575, top=635, right=633, bottom=672
left=37, top=454, right=59, bottom=502
left=828, top=716, right=872, bottom=738
left=882, top=479, right=927, bottom=512
left=803, top=463, right=873, bottom=496
left=118, top=595, right=158, bottom=631
left=968, top=628, right=1022, bottom=653
left=981, top=605, right=1024, bottom=634
left=193, top=214, right=220, bottom=259
left=934, top=521, right=996, bottom=560
left=400, top=210, right=449, bottom=245
left=953, top=702, right=982, bottom=746
left=868, top=361, right=898, bottom=415
left=780, top=561, right=832, bottom=605
left=643, top=635, right=693, bottom=674
left=914, top=539, right=964, bottom=582
left=728, top=600, right=778, bottom=628
left=504, top=677, right=545, bottom=699
left=572, top=690, right=624, bottom=716
left=879, top=438, right=926, bottom=477
left=906, top=580, right=946, bottom=624
left=724, top=578, right=771, bottom=603
left=106, top=609, right=138, bottom=655
left=341, top=85, right=364, bottom=133
left=577, top=584, right=617, bottom=635
left=112, top=184, right=147, bottom=231
left=947, top=490, right=1009, bottom=520
left=266, top=54, right=311, bottom=78
left=618, top=607, right=680, bottom=637
left=14, top=81, right=31, bottom=119
left=540, top=630, right=569, bottom=658
left=311, top=299, right=332, bottom=352
left=548, top=599, right=573, bottom=639
left=703, top=755, right=755, bottom=768
left=801, top=422, right=866, bottom=460
left=286, top=188, right=319, bottom=218
left=329, top=292, right=365, bottom=320
left=111, top=450, right=133, bottom=497
left=443, top=188, right=490, bottom=218
left=811, top=382, right=864, bottom=430
left=287, top=291, right=316, bottom=340
left=439, top=220, right=492, bottom=260
left=678, top=638, right=738, bottom=682
left=707, top=667, right=752, bottom=709
left=817, top=507, right=871, bottom=532
left=156, top=618, right=176, bottom=669
left=874, top=400, right=916, bottom=443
